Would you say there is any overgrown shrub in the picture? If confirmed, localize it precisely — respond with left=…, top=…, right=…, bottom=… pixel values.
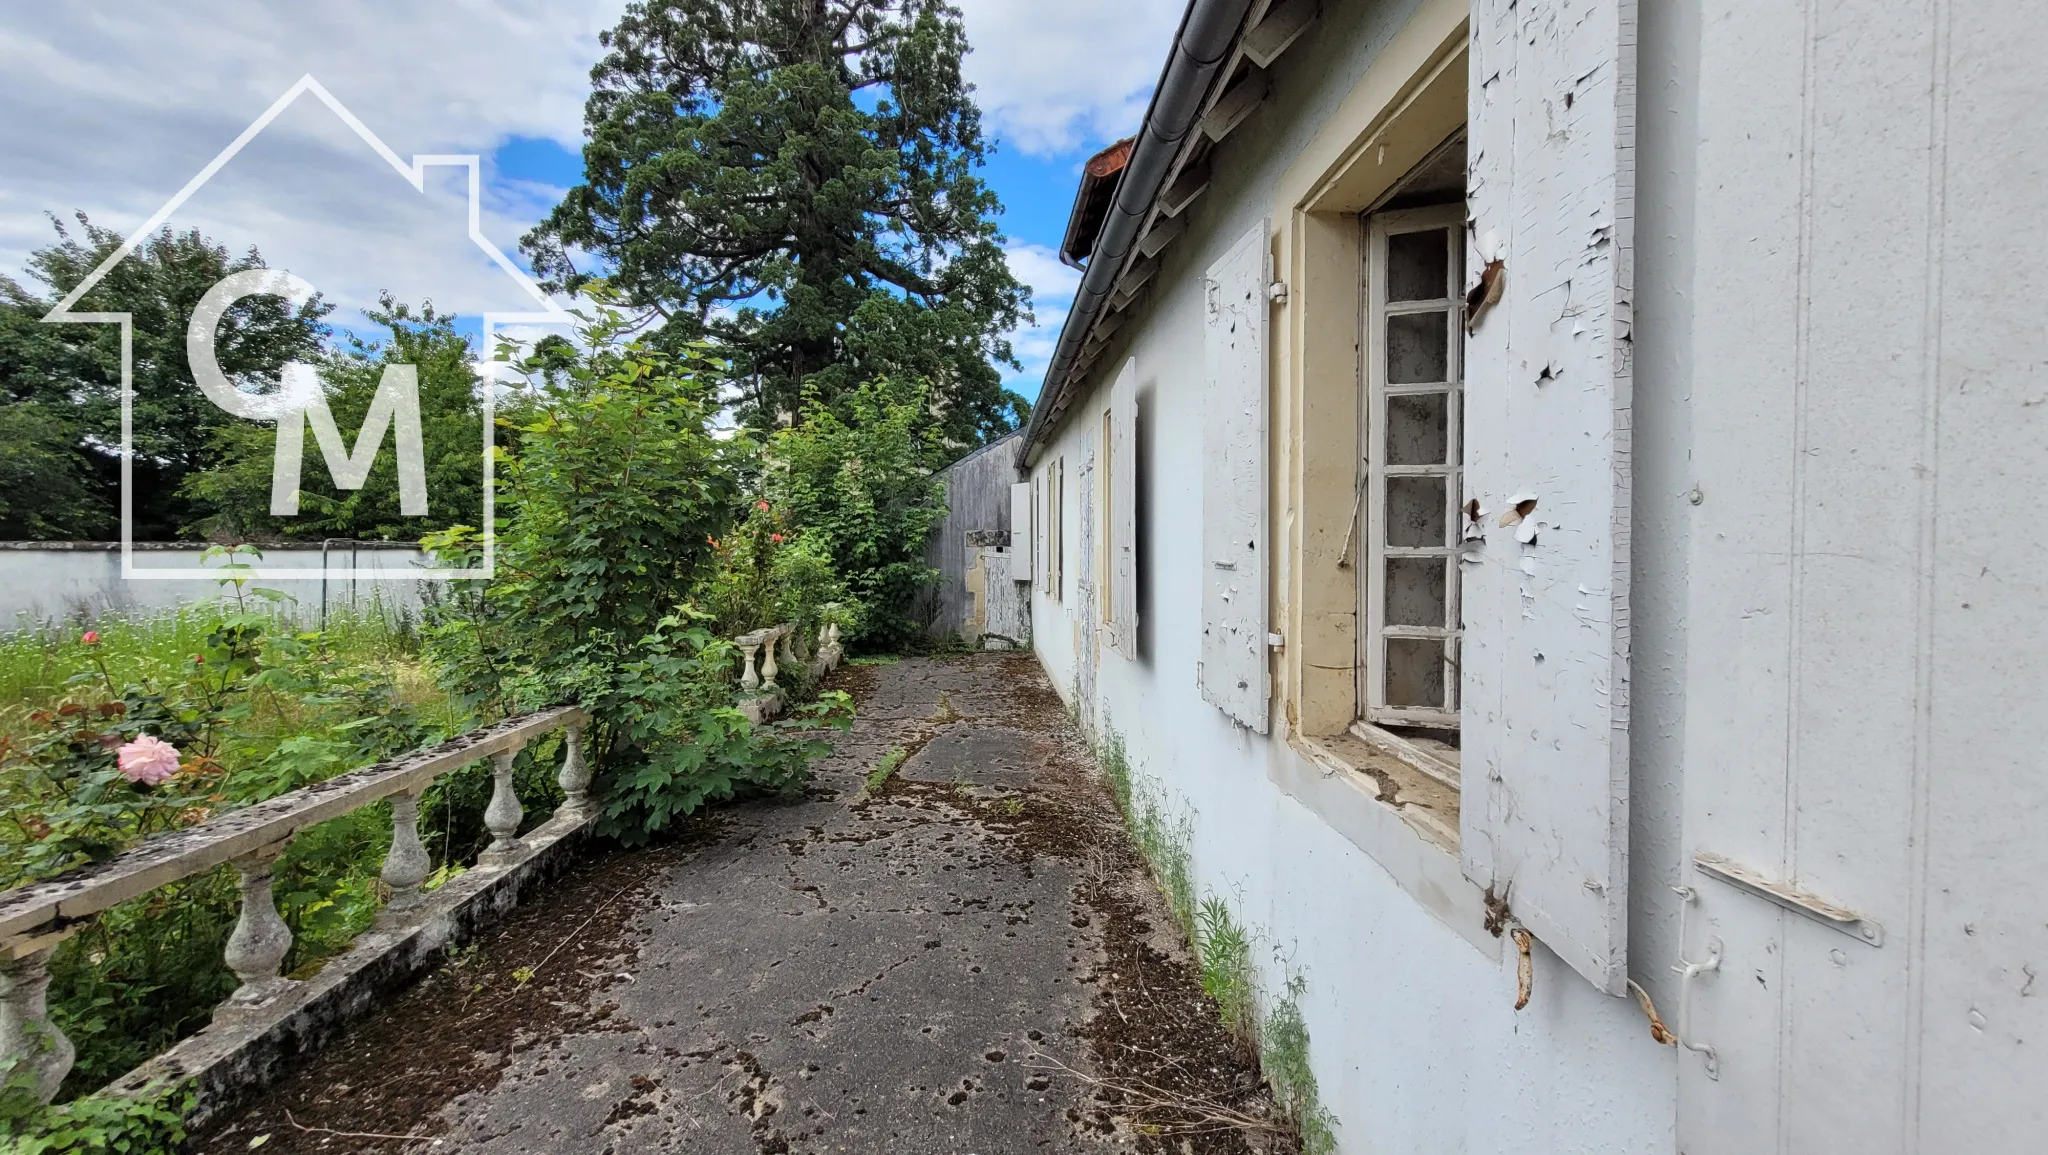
left=423, top=302, right=850, bottom=844
left=764, top=378, right=947, bottom=652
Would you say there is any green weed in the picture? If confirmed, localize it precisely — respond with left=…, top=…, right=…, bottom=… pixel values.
left=1094, top=723, right=1339, bottom=1155
left=1263, top=977, right=1339, bottom=1155
left=864, top=746, right=908, bottom=794
left=1195, top=896, right=1259, bottom=1046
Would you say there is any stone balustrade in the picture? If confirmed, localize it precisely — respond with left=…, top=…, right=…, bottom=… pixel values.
left=0, top=705, right=587, bottom=1106
left=733, top=613, right=844, bottom=723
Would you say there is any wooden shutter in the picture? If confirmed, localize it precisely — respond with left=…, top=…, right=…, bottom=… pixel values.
left=1199, top=222, right=1270, bottom=732
left=1009, top=481, right=1033, bottom=582
left=1461, top=0, right=1637, bottom=994
left=1107, top=359, right=1140, bottom=656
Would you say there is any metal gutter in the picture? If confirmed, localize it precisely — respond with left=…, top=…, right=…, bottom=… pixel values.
left=1018, top=0, right=1256, bottom=468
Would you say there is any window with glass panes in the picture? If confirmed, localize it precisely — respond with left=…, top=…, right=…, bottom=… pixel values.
left=1359, top=205, right=1464, bottom=728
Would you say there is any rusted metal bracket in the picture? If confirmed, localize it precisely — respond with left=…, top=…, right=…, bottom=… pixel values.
left=1693, top=853, right=1884, bottom=947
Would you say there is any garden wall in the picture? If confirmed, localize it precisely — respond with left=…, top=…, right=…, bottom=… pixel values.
left=0, top=542, right=430, bottom=631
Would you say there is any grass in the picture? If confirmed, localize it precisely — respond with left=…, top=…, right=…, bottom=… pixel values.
left=0, top=602, right=433, bottom=747
left=1095, top=722, right=1339, bottom=1155
left=863, top=746, right=908, bottom=795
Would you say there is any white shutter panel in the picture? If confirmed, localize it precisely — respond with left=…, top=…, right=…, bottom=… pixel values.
left=1199, top=222, right=1270, bottom=732
left=1009, top=481, right=1033, bottom=582
left=1112, top=362, right=1139, bottom=657
left=1462, top=0, right=1637, bottom=994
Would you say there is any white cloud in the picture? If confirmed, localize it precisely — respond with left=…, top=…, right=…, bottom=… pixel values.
left=955, top=0, right=1184, bottom=157
left=1001, top=242, right=1082, bottom=397
left=0, top=1, right=614, bottom=304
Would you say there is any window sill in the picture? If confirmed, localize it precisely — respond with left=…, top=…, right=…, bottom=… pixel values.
left=1274, top=731, right=1499, bottom=961
left=1348, top=720, right=1460, bottom=793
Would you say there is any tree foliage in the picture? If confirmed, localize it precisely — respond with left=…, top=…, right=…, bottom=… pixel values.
left=422, top=302, right=850, bottom=844
left=183, top=297, right=505, bottom=542
left=766, top=377, right=945, bottom=651
left=523, top=0, right=1031, bottom=449
left=0, top=215, right=329, bottom=540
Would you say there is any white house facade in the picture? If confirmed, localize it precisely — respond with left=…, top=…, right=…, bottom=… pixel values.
left=1012, top=1, right=2048, bottom=1151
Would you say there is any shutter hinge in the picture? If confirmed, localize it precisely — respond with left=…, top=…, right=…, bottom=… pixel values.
left=1268, top=280, right=1289, bottom=303
left=1267, top=632, right=1285, bottom=649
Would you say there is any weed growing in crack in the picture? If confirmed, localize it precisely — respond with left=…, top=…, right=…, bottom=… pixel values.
left=864, top=746, right=908, bottom=795
left=1195, top=895, right=1258, bottom=1047
left=1094, top=721, right=1341, bottom=1155
left=1262, top=976, right=1339, bottom=1155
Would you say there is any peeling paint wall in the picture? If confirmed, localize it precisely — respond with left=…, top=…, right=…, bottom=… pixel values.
left=1674, top=2, right=2048, bottom=1151
left=1021, top=0, right=1676, bottom=1150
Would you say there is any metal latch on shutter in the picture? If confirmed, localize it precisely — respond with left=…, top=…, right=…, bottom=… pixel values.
left=1692, top=853, right=1884, bottom=947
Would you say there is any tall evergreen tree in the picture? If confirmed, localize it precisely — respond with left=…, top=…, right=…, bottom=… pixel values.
left=522, top=0, right=1031, bottom=449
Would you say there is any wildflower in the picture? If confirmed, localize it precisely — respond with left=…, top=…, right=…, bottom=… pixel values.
left=117, top=735, right=182, bottom=786
left=770, top=533, right=785, bottom=544
left=756, top=499, right=771, bottom=512
left=80, top=630, right=100, bottom=645
left=191, top=653, right=205, bottom=665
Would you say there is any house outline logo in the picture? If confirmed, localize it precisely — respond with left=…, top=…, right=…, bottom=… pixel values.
left=40, top=73, right=575, bottom=582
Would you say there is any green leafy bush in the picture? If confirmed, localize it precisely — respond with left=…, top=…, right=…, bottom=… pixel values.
left=424, top=301, right=850, bottom=844
left=0, top=1083, right=191, bottom=1155
left=764, top=378, right=947, bottom=652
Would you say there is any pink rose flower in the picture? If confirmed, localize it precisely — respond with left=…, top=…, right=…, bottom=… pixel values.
left=80, top=630, right=100, bottom=645
left=117, top=735, right=182, bottom=786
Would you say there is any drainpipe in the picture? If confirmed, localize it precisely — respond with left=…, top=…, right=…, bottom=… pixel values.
left=1019, top=0, right=1255, bottom=468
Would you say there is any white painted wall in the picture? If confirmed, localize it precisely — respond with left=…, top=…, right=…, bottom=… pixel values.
left=1674, top=2, right=2048, bottom=1151
left=1024, top=2, right=1679, bottom=1151
left=1031, top=0, right=2048, bottom=1149
left=0, top=544, right=430, bottom=631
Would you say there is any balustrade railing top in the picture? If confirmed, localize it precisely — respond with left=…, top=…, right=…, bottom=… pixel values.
left=0, top=705, right=588, bottom=1106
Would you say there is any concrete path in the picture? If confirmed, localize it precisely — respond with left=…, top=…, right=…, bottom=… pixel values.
left=189, top=655, right=1284, bottom=1155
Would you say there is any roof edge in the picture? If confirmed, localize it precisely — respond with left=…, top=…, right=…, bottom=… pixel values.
left=1017, top=0, right=1257, bottom=470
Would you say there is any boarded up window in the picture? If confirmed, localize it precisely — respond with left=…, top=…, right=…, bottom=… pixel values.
left=1199, top=222, right=1270, bottom=732
left=1461, top=0, right=1637, bottom=995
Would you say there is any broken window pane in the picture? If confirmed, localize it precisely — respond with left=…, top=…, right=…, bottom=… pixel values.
left=1386, top=557, right=1447, bottom=626
left=1386, top=392, right=1449, bottom=465
left=1387, top=228, right=1450, bottom=301
left=1386, top=475, right=1447, bottom=547
left=1386, top=638, right=1447, bottom=708
left=1386, top=311, right=1449, bottom=383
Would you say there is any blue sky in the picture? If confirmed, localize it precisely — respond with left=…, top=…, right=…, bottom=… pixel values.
left=0, top=1, right=1185, bottom=406
left=474, top=129, right=1097, bottom=405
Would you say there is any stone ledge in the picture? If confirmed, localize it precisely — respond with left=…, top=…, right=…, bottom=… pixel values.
left=107, top=809, right=595, bottom=1127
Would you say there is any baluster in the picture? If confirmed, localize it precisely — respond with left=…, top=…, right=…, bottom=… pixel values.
left=820, top=621, right=843, bottom=669
left=0, top=946, right=75, bottom=1105
left=739, top=641, right=762, bottom=692
left=378, top=789, right=429, bottom=923
left=760, top=631, right=781, bottom=691
left=557, top=721, right=594, bottom=823
left=220, top=842, right=295, bottom=1014
left=778, top=629, right=798, bottom=674
left=479, top=747, right=526, bottom=866
left=791, top=622, right=810, bottom=663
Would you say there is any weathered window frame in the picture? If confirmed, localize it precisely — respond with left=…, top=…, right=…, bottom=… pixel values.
left=1359, top=205, right=1465, bottom=734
